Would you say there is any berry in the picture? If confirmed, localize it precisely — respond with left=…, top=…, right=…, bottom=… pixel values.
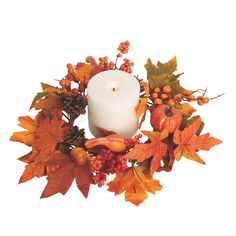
left=187, top=94, right=195, bottom=101
left=154, top=87, right=160, bottom=93
left=162, top=85, right=172, bottom=94
left=203, top=97, right=209, bottom=104
left=59, top=80, right=66, bottom=87
left=197, top=99, right=204, bottom=105
left=168, top=99, right=176, bottom=106
left=161, top=94, right=168, bottom=99
left=64, top=79, right=71, bottom=87
left=72, top=88, right=79, bottom=94
left=67, top=63, right=73, bottom=69
left=60, top=79, right=71, bottom=88
left=151, top=93, right=158, bottom=99
left=174, top=93, right=183, bottom=100
left=154, top=98, right=163, bottom=105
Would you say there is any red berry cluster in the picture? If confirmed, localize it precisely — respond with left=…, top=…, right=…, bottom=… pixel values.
left=119, top=59, right=134, bottom=73
left=117, top=40, right=130, bottom=54
left=98, top=57, right=115, bottom=71
left=89, top=148, right=128, bottom=187
left=124, top=134, right=142, bottom=150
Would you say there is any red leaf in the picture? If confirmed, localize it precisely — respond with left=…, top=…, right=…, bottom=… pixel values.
left=41, top=154, right=92, bottom=199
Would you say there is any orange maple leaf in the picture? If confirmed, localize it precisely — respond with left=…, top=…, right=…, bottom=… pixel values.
left=33, top=113, right=65, bottom=154
left=41, top=154, right=92, bottom=198
left=33, top=94, right=62, bottom=117
left=10, top=112, right=44, bottom=146
left=18, top=151, right=65, bottom=183
left=107, top=167, right=162, bottom=206
left=173, top=118, right=222, bottom=164
left=124, top=131, right=168, bottom=175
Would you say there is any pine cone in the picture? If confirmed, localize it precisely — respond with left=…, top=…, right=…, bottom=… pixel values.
left=59, top=93, right=87, bottom=118
left=64, top=126, right=86, bottom=147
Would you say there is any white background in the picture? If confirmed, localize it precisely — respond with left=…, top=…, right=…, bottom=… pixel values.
left=0, top=0, right=235, bottom=235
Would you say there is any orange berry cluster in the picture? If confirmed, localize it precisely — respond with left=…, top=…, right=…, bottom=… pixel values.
left=117, top=40, right=130, bottom=54
left=150, top=85, right=210, bottom=106
left=184, top=94, right=209, bottom=105
left=124, top=134, right=142, bottom=150
left=150, top=85, right=177, bottom=105
left=119, top=59, right=134, bottom=73
left=88, top=148, right=128, bottom=187
left=98, top=56, right=115, bottom=71
left=59, top=63, right=87, bottom=94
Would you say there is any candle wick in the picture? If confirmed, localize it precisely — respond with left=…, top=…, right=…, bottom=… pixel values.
left=112, top=88, right=115, bottom=92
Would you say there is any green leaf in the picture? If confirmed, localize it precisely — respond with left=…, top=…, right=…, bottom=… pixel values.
left=145, top=58, right=158, bottom=79
left=156, top=56, right=177, bottom=74
left=145, top=56, right=187, bottom=95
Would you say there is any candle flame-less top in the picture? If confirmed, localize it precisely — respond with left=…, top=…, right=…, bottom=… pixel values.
left=87, top=70, right=140, bottom=138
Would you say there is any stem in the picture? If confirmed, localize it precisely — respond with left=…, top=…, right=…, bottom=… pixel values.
left=203, top=87, right=207, bottom=96
left=114, top=54, right=121, bottom=69
left=209, top=93, right=225, bottom=100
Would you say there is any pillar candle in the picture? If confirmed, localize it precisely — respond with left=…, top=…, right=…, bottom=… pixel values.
left=87, top=70, right=140, bottom=138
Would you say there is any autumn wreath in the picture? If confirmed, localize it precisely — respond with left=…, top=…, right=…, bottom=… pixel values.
left=11, top=41, right=223, bottom=206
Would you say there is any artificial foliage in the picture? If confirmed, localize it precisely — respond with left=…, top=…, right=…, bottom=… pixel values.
left=11, top=41, right=223, bottom=206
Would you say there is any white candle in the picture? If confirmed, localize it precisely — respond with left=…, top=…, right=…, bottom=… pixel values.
left=87, top=70, right=140, bottom=138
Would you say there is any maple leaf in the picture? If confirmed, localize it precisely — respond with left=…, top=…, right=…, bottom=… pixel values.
left=124, top=131, right=168, bottom=175
left=173, top=118, right=222, bottom=164
left=107, top=167, right=162, bottom=206
left=10, top=112, right=44, bottom=146
left=19, top=161, right=45, bottom=183
left=33, top=113, right=65, bottom=154
left=41, top=154, right=92, bottom=198
left=18, top=151, right=64, bottom=183
left=30, top=83, right=61, bottom=110
left=33, top=94, right=62, bottom=117
left=145, top=57, right=192, bottom=96
left=75, top=56, right=101, bottom=86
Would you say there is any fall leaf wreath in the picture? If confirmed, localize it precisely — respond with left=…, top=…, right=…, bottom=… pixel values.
left=11, top=41, right=223, bottom=206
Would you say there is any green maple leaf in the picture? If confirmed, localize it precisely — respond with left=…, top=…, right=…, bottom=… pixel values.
left=145, top=57, right=190, bottom=96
